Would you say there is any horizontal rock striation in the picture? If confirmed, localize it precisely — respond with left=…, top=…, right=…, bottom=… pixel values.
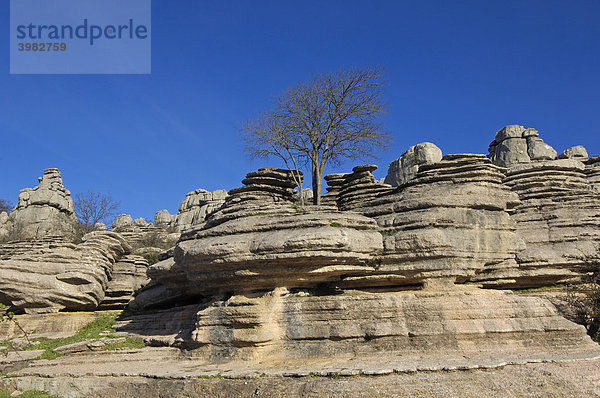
left=98, top=255, right=149, bottom=310
left=337, top=165, right=393, bottom=211
left=585, top=155, right=600, bottom=193
left=0, top=232, right=134, bottom=313
left=118, top=287, right=599, bottom=362
left=475, top=159, right=600, bottom=288
left=347, top=154, right=522, bottom=287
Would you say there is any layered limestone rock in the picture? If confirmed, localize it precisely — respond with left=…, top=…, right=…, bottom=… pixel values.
left=0, top=232, right=144, bottom=313
left=475, top=159, right=600, bottom=288
left=7, top=168, right=78, bottom=239
left=132, top=168, right=383, bottom=310
left=488, top=125, right=557, bottom=167
left=384, top=142, right=442, bottom=186
left=348, top=154, right=522, bottom=287
left=119, top=287, right=598, bottom=363
left=337, top=165, right=393, bottom=211
left=98, top=255, right=149, bottom=310
left=585, top=156, right=600, bottom=192
left=111, top=215, right=179, bottom=259
left=154, top=189, right=228, bottom=232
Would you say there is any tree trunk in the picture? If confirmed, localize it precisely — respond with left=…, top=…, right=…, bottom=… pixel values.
left=311, top=162, right=322, bottom=206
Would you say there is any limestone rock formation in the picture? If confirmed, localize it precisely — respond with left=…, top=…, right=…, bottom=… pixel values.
left=585, top=155, right=600, bottom=192
left=98, top=255, right=149, bottom=310
left=112, top=214, right=133, bottom=230
left=337, top=165, right=394, bottom=211
left=154, top=189, right=228, bottom=232
left=6, top=168, right=78, bottom=239
left=348, top=154, right=523, bottom=287
left=489, top=125, right=557, bottom=167
left=119, top=287, right=597, bottom=363
left=132, top=168, right=383, bottom=309
left=475, top=159, right=600, bottom=288
left=0, top=232, right=146, bottom=313
left=384, top=142, right=442, bottom=186
left=560, top=145, right=588, bottom=160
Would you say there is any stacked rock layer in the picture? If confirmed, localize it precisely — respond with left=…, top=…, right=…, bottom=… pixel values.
left=0, top=232, right=147, bottom=313
left=475, top=159, right=600, bottom=288
left=348, top=154, right=522, bottom=288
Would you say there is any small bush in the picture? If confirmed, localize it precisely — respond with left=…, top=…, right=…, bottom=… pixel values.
left=567, top=273, right=600, bottom=342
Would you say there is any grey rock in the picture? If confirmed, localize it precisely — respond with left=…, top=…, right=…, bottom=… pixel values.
left=559, top=145, right=588, bottom=159
left=384, top=142, right=442, bottom=186
left=6, top=168, right=78, bottom=239
left=112, top=214, right=133, bottom=230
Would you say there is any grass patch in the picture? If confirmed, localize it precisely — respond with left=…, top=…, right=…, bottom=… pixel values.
left=17, top=311, right=144, bottom=359
left=102, top=337, right=145, bottom=351
left=0, top=389, right=58, bottom=398
left=329, top=222, right=341, bottom=227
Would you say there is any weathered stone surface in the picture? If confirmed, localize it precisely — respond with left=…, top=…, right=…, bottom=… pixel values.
left=112, top=214, right=133, bottom=230
left=0, top=232, right=135, bottom=313
left=585, top=155, right=600, bottom=192
left=474, top=159, right=600, bottom=288
left=351, top=154, right=522, bottom=287
left=384, top=142, right=442, bottom=186
left=6, top=168, right=77, bottom=239
left=560, top=145, right=589, bottom=159
left=98, top=255, right=149, bottom=310
left=120, top=287, right=599, bottom=363
left=154, top=189, right=228, bottom=233
left=489, top=125, right=557, bottom=167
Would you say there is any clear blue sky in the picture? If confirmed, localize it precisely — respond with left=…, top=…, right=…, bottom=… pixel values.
left=1, top=0, right=599, bottom=221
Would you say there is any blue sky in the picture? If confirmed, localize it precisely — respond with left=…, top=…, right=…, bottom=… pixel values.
left=1, top=0, right=599, bottom=221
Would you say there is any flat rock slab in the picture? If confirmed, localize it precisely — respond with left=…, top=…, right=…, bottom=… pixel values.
left=3, top=357, right=600, bottom=398
left=9, top=345, right=600, bottom=380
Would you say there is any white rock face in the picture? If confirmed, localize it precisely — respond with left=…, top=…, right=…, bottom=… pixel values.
left=7, top=168, right=78, bottom=239
left=384, top=142, right=442, bottom=186
left=488, top=125, right=557, bottom=167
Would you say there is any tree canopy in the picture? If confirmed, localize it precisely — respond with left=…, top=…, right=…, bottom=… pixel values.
left=73, top=191, right=119, bottom=232
left=241, top=66, right=391, bottom=205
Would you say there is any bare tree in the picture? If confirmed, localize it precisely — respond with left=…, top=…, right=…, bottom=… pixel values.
left=241, top=66, right=391, bottom=205
left=0, top=199, right=12, bottom=214
left=73, top=191, right=120, bottom=232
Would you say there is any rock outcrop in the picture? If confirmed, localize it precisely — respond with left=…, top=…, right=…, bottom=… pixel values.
left=560, top=145, right=588, bottom=160
left=126, top=155, right=598, bottom=364
left=488, top=125, right=557, bottom=167
left=0, top=232, right=147, bottom=313
left=154, top=189, right=228, bottom=232
left=585, top=155, right=600, bottom=192
left=384, top=142, right=442, bottom=186
left=6, top=168, right=78, bottom=239
left=475, top=159, right=600, bottom=288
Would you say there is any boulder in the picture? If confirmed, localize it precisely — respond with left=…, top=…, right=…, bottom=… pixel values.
left=384, top=142, right=442, bottom=186
left=559, top=145, right=588, bottom=159
left=112, top=214, right=133, bottom=230
left=489, top=125, right=557, bottom=167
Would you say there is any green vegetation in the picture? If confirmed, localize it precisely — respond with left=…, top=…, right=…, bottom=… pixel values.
left=142, top=252, right=159, bottom=265
left=567, top=274, right=600, bottom=342
left=329, top=222, right=341, bottom=227
left=0, top=389, right=58, bottom=398
left=14, top=311, right=145, bottom=359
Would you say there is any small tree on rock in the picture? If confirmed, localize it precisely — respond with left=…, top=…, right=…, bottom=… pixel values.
left=73, top=191, right=120, bottom=233
left=241, top=66, right=391, bottom=205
